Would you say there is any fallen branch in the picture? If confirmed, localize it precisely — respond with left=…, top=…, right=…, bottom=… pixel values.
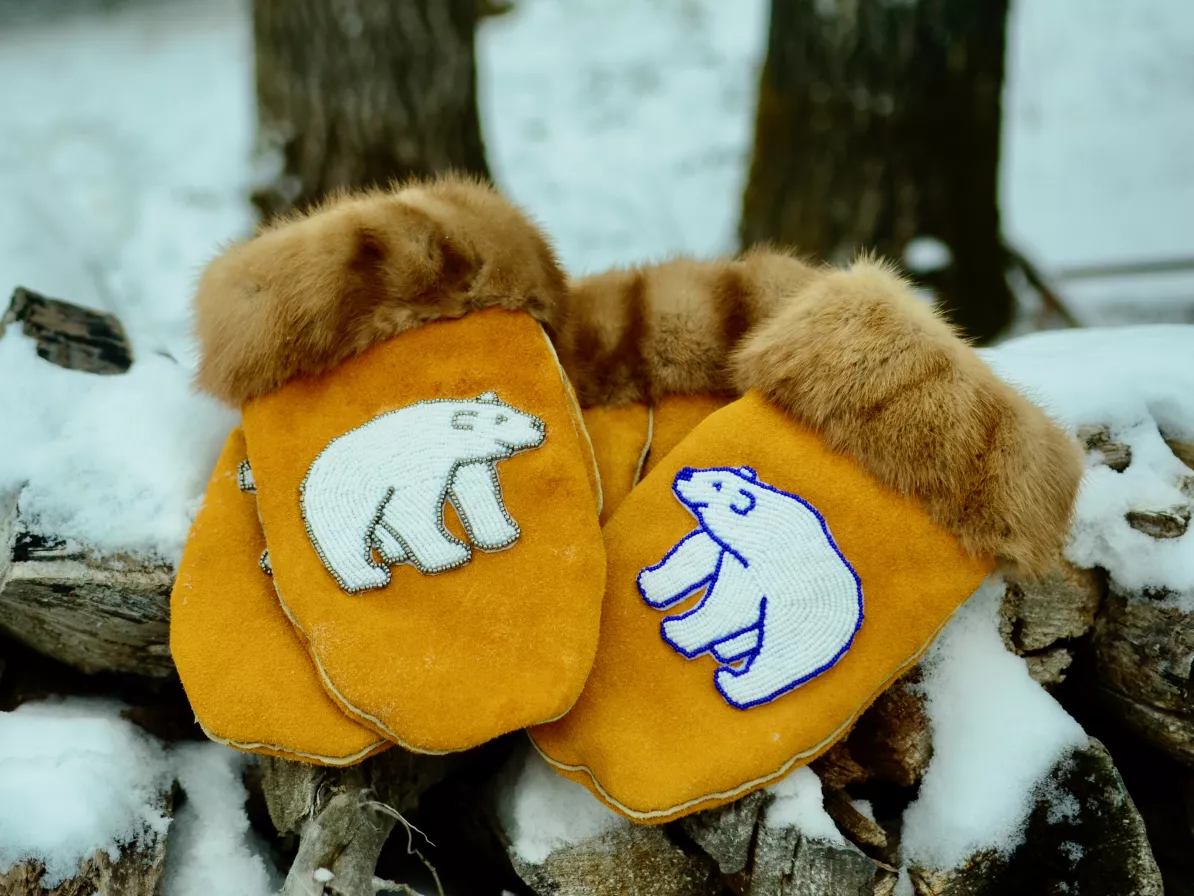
left=263, top=749, right=458, bottom=896
left=1003, top=242, right=1083, bottom=329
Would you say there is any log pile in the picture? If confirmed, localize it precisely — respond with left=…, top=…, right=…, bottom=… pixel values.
left=2, top=291, right=1191, bottom=896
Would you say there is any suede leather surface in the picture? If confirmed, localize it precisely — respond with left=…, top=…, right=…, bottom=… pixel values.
left=581, top=404, right=652, bottom=523
left=531, top=391, right=993, bottom=822
left=641, top=394, right=731, bottom=477
left=171, top=428, right=389, bottom=764
left=242, top=309, right=606, bottom=754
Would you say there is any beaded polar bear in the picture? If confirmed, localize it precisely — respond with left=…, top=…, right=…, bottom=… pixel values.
left=301, top=392, right=545, bottom=594
left=638, top=466, right=864, bottom=708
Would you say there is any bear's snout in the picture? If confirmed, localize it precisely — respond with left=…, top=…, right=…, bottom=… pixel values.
left=495, top=414, right=546, bottom=450
left=674, top=472, right=710, bottom=509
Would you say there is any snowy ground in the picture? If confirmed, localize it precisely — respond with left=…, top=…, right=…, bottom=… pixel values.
left=1002, top=0, right=1194, bottom=325
left=0, top=700, right=281, bottom=895
left=0, top=0, right=1191, bottom=347
left=1, top=0, right=1193, bottom=890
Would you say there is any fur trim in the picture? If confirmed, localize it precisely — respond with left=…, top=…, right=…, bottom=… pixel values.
left=192, top=174, right=568, bottom=405
left=731, top=258, right=1083, bottom=576
left=556, top=247, right=823, bottom=407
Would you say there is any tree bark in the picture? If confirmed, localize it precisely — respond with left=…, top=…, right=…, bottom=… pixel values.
left=253, top=0, right=491, bottom=218
left=740, top=0, right=1013, bottom=342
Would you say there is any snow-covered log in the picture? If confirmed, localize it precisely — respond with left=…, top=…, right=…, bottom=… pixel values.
left=0, top=828, right=170, bottom=896
left=0, top=701, right=174, bottom=896
left=746, top=769, right=896, bottom=896
left=496, top=749, right=720, bottom=896
left=0, top=293, right=234, bottom=677
left=0, top=495, right=174, bottom=677
left=1092, top=594, right=1194, bottom=766
left=907, top=741, right=1162, bottom=896
left=1000, top=559, right=1102, bottom=688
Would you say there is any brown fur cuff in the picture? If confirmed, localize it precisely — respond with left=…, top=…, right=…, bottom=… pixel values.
left=557, top=248, right=823, bottom=407
left=192, top=175, right=568, bottom=406
left=731, top=258, right=1084, bottom=576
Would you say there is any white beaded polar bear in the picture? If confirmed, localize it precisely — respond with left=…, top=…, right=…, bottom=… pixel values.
left=637, top=466, right=864, bottom=709
left=301, top=392, right=546, bottom=594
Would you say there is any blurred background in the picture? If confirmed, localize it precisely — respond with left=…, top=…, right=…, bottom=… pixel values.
left=1, top=0, right=1191, bottom=360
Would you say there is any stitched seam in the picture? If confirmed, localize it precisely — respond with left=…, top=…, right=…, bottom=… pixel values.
left=540, top=324, right=604, bottom=517
left=272, top=578, right=574, bottom=755
left=198, top=721, right=387, bottom=766
left=633, top=405, right=655, bottom=486
left=530, top=606, right=957, bottom=821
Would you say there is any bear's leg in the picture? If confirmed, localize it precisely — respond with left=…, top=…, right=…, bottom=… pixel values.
left=710, top=630, right=760, bottom=664
left=381, top=498, right=470, bottom=574
left=448, top=461, right=520, bottom=550
left=303, top=486, right=393, bottom=594
left=327, top=549, right=392, bottom=594
left=661, top=555, right=764, bottom=658
left=638, top=531, right=723, bottom=609
left=371, top=521, right=408, bottom=566
left=715, top=602, right=815, bottom=708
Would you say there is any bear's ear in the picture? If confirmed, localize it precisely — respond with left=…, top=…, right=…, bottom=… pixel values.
left=737, top=466, right=758, bottom=481
left=476, top=391, right=500, bottom=403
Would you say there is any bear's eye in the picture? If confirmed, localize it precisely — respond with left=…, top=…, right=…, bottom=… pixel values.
left=712, top=481, right=722, bottom=491
left=496, top=414, right=508, bottom=424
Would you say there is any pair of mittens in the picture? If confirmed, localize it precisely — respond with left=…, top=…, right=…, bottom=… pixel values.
left=172, top=177, right=606, bottom=761
left=531, top=258, right=1080, bottom=823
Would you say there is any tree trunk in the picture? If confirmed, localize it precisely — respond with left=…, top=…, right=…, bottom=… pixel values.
left=740, top=0, right=1012, bottom=342
left=253, top=0, right=491, bottom=218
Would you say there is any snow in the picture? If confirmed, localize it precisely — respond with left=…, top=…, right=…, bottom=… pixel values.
left=903, top=237, right=954, bottom=275
left=983, top=326, right=1194, bottom=606
left=1003, top=0, right=1194, bottom=323
left=0, top=0, right=246, bottom=566
left=0, top=331, right=237, bottom=567
left=1060, top=841, right=1085, bottom=864
left=161, top=743, right=280, bottom=896
left=1, top=0, right=1191, bottom=564
left=1, top=0, right=1192, bottom=886
left=1046, top=789, right=1082, bottom=825
left=900, top=578, right=1089, bottom=870
left=852, top=799, right=876, bottom=823
left=479, top=0, right=768, bottom=277
left=0, top=699, right=172, bottom=887
left=764, top=766, right=845, bottom=844
left=0, top=0, right=256, bottom=360
left=0, top=700, right=279, bottom=893
left=496, top=747, right=625, bottom=865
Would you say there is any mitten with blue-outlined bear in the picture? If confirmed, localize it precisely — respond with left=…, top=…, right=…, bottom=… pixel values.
left=533, top=254, right=1083, bottom=822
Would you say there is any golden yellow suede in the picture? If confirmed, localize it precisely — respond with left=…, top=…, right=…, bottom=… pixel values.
left=581, top=404, right=652, bottom=523
left=530, top=391, right=993, bottom=822
left=641, top=394, right=731, bottom=477
left=579, top=395, right=728, bottom=524
left=171, top=428, right=388, bottom=764
left=242, top=309, right=606, bottom=754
